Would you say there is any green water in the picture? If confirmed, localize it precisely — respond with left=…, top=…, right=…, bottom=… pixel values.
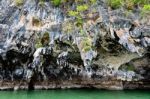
left=0, top=89, right=149, bottom=99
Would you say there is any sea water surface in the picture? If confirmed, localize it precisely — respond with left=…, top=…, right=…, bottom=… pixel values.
left=0, top=89, right=149, bottom=99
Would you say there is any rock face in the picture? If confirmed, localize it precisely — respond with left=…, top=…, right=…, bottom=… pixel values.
left=0, top=0, right=149, bottom=90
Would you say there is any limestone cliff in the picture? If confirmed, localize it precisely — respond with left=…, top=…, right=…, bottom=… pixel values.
left=0, top=0, right=150, bottom=90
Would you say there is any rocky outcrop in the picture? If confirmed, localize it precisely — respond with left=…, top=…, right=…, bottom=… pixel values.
left=0, top=0, right=149, bottom=90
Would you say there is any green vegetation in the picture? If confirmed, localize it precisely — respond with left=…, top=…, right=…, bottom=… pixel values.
left=133, top=0, right=149, bottom=5
left=125, top=0, right=149, bottom=10
left=77, top=5, right=89, bottom=12
left=81, top=38, right=92, bottom=52
left=63, top=0, right=98, bottom=38
left=67, top=1, right=93, bottom=30
left=39, top=0, right=62, bottom=7
left=106, top=0, right=150, bottom=9
left=15, top=0, right=24, bottom=6
left=68, top=11, right=79, bottom=17
left=90, top=0, right=96, bottom=4
left=35, top=38, right=43, bottom=49
left=143, top=4, right=150, bottom=10
left=62, top=0, right=94, bottom=35
left=75, top=18, right=83, bottom=28
left=51, top=0, right=61, bottom=6
left=141, top=4, right=150, bottom=16
left=107, top=0, right=122, bottom=9
left=68, top=4, right=89, bottom=19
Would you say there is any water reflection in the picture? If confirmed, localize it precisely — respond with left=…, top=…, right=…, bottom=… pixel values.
left=0, top=89, right=150, bottom=99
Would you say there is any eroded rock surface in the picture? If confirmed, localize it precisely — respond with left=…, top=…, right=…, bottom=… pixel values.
left=0, top=0, right=149, bottom=90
